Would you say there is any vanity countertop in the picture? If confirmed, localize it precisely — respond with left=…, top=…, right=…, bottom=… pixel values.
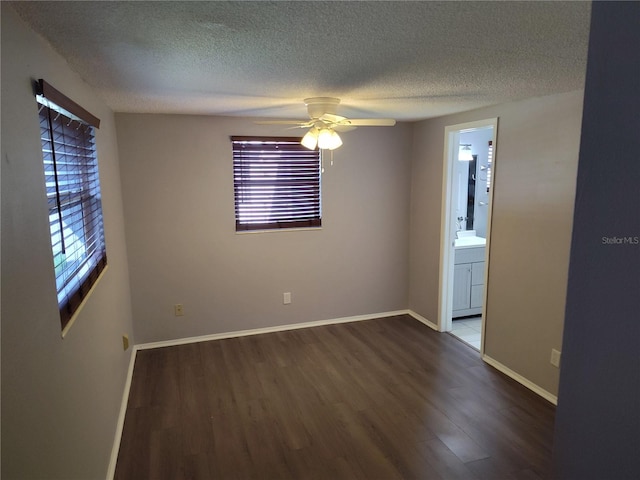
left=454, top=236, right=487, bottom=249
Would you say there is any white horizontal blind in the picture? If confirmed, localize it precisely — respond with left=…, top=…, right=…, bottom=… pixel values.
left=232, top=137, right=321, bottom=231
left=487, top=140, right=493, bottom=193
left=38, top=98, right=106, bottom=329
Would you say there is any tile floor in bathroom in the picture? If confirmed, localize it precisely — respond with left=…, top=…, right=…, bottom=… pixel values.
left=450, top=316, right=482, bottom=350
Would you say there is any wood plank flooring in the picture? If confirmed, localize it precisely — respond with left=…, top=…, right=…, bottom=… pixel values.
left=115, top=315, right=556, bottom=479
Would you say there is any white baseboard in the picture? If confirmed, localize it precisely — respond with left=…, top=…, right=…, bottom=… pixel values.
left=407, top=310, right=439, bottom=331
left=135, top=309, right=409, bottom=351
left=482, top=354, right=558, bottom=405
left=406, top=312, right=557, bottom=406
left=106, top=349, right=137, bottom=480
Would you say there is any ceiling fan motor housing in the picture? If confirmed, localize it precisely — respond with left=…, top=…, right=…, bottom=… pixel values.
left=304, top=97, right=340, bottom=119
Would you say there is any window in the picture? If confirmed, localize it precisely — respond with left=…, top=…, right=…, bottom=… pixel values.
left=232, top=136, right=321, bottom=231
left=36, top=79, right=106, bottom=332
left=486, top=140, right=493, bottom=193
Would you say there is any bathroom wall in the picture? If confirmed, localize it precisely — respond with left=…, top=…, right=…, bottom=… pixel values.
left=460, top=127, right=494, bottom=238
left=453, top=140, right=471, bottom=231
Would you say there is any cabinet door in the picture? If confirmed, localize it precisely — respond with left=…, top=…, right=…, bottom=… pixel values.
left=471, top=261, right=485, bottom=286
left=453, top=263, right=472, bottom=311
left=471, top=285, right=484, bottom=308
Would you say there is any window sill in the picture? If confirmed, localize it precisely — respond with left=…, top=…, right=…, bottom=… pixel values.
left=61, top=265, right=109, bottom=339
left=235, top=227, right=322, bottom=235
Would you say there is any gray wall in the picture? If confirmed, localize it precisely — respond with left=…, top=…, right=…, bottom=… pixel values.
left=3, top=3, right=613, bottom=477
left=409, top=89, right=585, bottom=396
left=554, top=2, right=640, bottom=478
left=115, top=114, right=412, bottom=344
left=1, top=6, right=135, bottom=479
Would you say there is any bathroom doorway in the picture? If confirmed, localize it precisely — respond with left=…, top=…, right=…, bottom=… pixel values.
left=438, top=119, right=498, bottom=352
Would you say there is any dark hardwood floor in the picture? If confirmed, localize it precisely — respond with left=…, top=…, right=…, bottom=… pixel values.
left=115, top=315, right=556, bottom=479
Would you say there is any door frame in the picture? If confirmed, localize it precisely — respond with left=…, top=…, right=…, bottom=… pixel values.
left=438, top=118, right=498, bottom=353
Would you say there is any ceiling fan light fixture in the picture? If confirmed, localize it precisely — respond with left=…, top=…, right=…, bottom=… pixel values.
left=261, top=97, right=396, bottom=151
left=317, top=128, right=342, bottom=150
left=301, top=129, right=319, bottom=150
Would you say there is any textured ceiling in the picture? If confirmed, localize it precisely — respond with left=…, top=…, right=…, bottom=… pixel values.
left=10, top=1, right=591, bottom=121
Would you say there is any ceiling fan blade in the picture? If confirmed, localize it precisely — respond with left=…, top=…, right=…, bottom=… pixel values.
left=319, top=113, right=347, bottom=123
left=254, top=99, right=396, bottom=136
left=254, top=119, right=310, bottom=126
left=333, top=125, right=357, bottom=133
left=342, top=118, right=396, bottom=127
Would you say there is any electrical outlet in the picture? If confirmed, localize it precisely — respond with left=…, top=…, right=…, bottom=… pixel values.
left=174, top=304, right=184, bottom=316
left=122, top=334, right=130, bottom=351
left=283, top=292, right=291, bottom=305
left=550, top=349, right=561, bottom=368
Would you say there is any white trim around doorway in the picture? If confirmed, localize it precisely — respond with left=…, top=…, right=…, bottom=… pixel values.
left=438, top=118, right=498, bottom=355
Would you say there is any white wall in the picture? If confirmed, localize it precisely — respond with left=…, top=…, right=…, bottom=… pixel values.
left=409, top=90, right=585, bottom=396
left=1, top=6, right=134, bottom=478
left=115, top=114, right=412, bottom=344
left=453, top=142, right=470, bottom=231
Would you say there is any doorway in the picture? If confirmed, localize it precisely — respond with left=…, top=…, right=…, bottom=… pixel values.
left=438, top=119, right=498, bottom=353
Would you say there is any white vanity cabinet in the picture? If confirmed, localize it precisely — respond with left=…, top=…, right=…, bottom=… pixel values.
left=453, top=246, right=485, bottom=318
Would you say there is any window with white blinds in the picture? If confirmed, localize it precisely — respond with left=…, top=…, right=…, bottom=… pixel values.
left=487, top=140, right=493, bottom=193
left=231, top=136, right=321, bottom=231
left=36, top=79, right=106, bottom=331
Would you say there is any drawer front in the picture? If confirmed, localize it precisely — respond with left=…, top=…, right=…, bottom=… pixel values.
left=471, top=262, right=485, bottom=285
left=471, top=284, right=484, bottom=308
left=454, top=247, right=485, bottom=264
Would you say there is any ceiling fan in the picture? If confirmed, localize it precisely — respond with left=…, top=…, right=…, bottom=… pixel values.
left=256, top=97, right=396, bottom=150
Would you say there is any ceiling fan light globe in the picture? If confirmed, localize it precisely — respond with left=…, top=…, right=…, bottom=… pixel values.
left=317, top=128, right=333, bottom=149
left=327, top=130, right=343, bottom=150
left=317, top=128, right=342, bottom=150
left=301, top=129, right=318, bottom=150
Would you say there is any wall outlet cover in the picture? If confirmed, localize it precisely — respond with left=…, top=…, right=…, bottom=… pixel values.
left=550, top=349, right=561, bottom=368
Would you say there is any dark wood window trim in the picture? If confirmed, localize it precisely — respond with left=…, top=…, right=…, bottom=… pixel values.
left=232, top=136, right=322, bottom=232
left=35, top=79, right=100, bottom=128
left=36, top=79, right=106, bottom=333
